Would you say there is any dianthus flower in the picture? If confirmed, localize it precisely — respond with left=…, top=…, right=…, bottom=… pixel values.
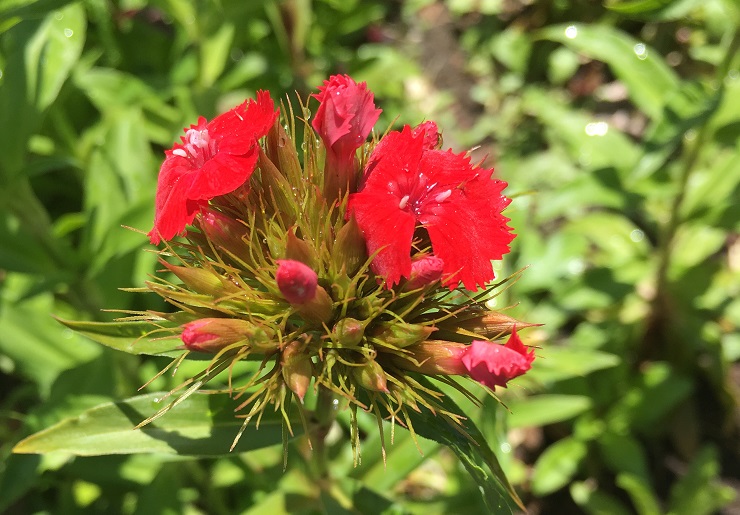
left=148, top=91, right=278, bottom=244
left=348, top=124, right=514, bottom=289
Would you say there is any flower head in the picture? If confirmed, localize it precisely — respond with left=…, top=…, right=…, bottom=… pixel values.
left=148, top=91, right=278, bottom=244
left=348, top=124, right=514, bottom=289
left=312, top=74, right=381, bottom=200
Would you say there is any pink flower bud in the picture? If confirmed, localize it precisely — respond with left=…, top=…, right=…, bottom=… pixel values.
left=391, top=329, right=534, bottom=390
left=276, top=259, right=318, bottom=304
left=411, top=120, right=441, bottom=150
left=180, top=318, right=274, bottom=353
left=402, top=255, right=445, bottom=291
left=461, top=330, right=535, bottom=389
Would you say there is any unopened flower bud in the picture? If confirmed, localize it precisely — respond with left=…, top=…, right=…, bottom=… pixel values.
left=334, top=214, right=367, bottom=276
left=161, top=261, right=238, bottom=297
left=402, top=255, right=444, bottom=291
left=371, top=322, right=436, bottom=348
left=332, top=318, right=366, bottom=347
left=445, top=311, right=540, bottom=339
left=411, top=120, right=441, bottom=150
left=285, top=228, right=318, bottom=269
left=352, top=359, right=388, bottom=392
left=197, top=209, right=251, bottom=258
left=391, top=340, right=468, bottom=375
left=276, top=260, right=333, bottom=323
left=266, top=118, right=302, bottom=182
left=276, top=259, right=318, bottom=304
left=394, top=330, right=535, bottom=390
left=281, top=341, right=313, bottom=402
left=181, top=318, right=275, bottom=353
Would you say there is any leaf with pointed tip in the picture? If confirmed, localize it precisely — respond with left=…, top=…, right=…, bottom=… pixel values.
left=13, top=392, right=297, bottom=456
left=55, top=317, right=184, bottom=357
left=403, top=377, right=523, bottom=513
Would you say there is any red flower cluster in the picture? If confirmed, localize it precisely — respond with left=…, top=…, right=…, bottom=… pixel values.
left=148, top=91, right=278, bottom=244
left=348, top=125, right=514, bottom=290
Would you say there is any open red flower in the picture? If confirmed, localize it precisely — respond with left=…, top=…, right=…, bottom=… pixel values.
left=461, top=330, right=534, bottom=389
left=348, top=124, right=514, bottom=289
left=312, top=74, right=381, bottom=200
left=148, top=91, right=278, bottom=244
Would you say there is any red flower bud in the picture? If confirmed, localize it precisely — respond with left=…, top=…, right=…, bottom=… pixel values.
left=276, top=259, right=318, bottom=304
left=391, top=329, right=534, bottom=390
left=180, top=318, right=274, bottom=353
left=312, top=74, right=382, bottom=201
left=461, top=330, right=535, bottom=389
left=402, top=255, right=445, bottom=291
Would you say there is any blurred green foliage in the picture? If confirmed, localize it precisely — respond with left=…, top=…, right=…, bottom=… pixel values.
left=1, top=0, right=739, bottom=513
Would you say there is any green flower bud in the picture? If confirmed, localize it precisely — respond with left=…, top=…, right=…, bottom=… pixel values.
left=285, top=228, right=318, bottom=269
left=352, top=359, right=388, bottom=393
left=332, top=318, right=366, bottom=347
left=161, top=261, right=239, bottom=297
left=444, top=311, right=540, bottom=339
left=281, top=341, right=313, bottom=402
left=266, top=118, right=303, bottom=184
left=371, top=322, right=436, bottom=349
left=333, top=214, right=366, bottom=276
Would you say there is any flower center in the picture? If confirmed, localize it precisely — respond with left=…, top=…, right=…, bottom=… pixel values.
left=172, top=128, right=218, bottom=167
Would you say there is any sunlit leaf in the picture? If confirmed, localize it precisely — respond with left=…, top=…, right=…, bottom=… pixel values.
left=13, top=392, right=296, bottom=456
left=538, top=24, right=679, bottom=119
left=506, top=395, right=592, bottom=429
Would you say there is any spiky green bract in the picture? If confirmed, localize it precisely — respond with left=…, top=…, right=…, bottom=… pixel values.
left=111, top=97, right=534, bottom=464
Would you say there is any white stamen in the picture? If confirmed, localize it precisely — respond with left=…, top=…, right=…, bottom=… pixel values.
left=434, top=189, right=452, bottom=202
left=172, top=148, right=187, bottom=158
left=398, top=195, right=410, bottom=210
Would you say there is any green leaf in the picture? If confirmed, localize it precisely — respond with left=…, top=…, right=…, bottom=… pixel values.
left=538, top=24, right=679, bottom=119
left=522, top=88, right=640, bottom=174
left=571, top=481, right=634, bottom=515
left=13, top=392, right=295, bottom=456
left=531, top=436, right=588, bottom=496
left=630, top=81, right=722, bottom=183
left=598, top=432, right=651, bottom=482
left=605, top=0, right=675, bottom=14
left=524, top=347, right=621, bottom=384
left=55, top=317, right=184, bottom=357
left=616, top=473, right=662, bottom=515
left=606, top=362, right=693, bottom=434
left=404, top=378, right=523, bottom=513
left=506, top=395, right=592, bottom=429
left=0, top=3, right=85, bottom=179
left=667, top=446, right=737, bottom=515
left=0, top=282, right=100, bottom=395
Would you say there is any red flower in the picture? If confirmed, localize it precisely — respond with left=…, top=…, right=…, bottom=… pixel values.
left=312, top=75, right=382, bottom=200
left=148, top=91, right=278, bottom=244
left=461, top=330, right=535, bottom=389
left=348, top=125, right=514, bottom=289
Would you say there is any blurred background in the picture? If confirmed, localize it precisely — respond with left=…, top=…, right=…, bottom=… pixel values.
left=1, top=0, right=739, bottom=513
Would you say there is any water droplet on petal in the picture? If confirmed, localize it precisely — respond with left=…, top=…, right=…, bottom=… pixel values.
left=565, top=25, right=578, bottom=39
left=63, top=28, right=73, bottom=37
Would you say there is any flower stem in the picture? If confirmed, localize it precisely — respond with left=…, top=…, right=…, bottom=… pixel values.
left=310, top=384, right=337, bottom=485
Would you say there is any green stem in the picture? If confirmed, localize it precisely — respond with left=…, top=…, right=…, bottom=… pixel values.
left=310, top=384, right=338, bottom=485
left=651, top=29, right=739, bottom=363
